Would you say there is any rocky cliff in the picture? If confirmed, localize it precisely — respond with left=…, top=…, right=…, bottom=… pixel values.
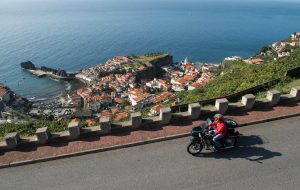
left=135, top=54, right=173, bottom=82
left=149, top=54, right=173, bottom=68
left=0, top=84, right=31, bottom=116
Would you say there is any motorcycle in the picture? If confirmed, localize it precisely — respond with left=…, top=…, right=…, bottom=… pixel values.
left=187, top=117, right=240, bottom=155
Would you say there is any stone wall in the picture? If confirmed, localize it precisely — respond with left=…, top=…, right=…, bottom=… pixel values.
left=1, top=86, right=299, bottom=151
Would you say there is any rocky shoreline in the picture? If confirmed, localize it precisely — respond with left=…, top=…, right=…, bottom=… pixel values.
left=0, top=83, right=31, bottom=118
left=19, top=61, right=85, bottom=106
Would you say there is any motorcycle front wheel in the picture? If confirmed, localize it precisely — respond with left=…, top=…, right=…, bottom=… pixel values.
left=187, top=142, right=203, bottom=155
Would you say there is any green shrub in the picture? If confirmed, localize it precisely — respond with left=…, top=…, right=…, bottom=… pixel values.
left=0, top=119, right=68, bottom=139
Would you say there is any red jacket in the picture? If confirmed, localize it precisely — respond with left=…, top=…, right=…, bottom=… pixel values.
left=209, top=121, right=228, bottom=137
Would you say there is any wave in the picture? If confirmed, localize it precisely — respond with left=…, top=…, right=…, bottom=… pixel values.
left=27, top=97, right=36, bottom=100
left=27, top=97, right=48, bottom=102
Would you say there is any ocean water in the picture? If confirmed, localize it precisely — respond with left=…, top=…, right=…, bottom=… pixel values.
left=0, top=0, right=300, bottom=99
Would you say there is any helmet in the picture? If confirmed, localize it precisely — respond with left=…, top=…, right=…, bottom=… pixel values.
left=214, top=114, right=224, bottom=121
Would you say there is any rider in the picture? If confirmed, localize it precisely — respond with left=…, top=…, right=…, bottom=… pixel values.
left=209, top=114, right=228, bottom=149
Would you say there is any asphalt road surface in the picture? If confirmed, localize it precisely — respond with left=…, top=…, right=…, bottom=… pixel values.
left=1, top=116, right=300, bottom=190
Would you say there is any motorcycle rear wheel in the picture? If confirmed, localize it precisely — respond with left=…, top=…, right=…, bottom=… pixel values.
left=187, top=142, right=203, bottom=155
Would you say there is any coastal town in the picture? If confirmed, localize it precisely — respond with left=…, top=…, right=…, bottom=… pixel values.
left=73, top=55, right=216, bottom=121
left=56, top=53, right=217, bottom=122
left=1, top=32, right=300, bottom=126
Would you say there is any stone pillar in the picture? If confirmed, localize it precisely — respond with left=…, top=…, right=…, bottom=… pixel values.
left=130, top=112, right=142, bottom=129
left=267, top=90, right=281, bottom=106
left=68, top=119, right=80, bottom=139
left=215, top=98, right=229, bottom=114
left=5, top=132, right=20, bottom=149
left=241, top=94, right=256, bottom=110
left=36, top=127, right=50, bottom=144
left=100, top=117, right=111, bottom=133
left=160, top=107, right=172, bottom=125
left=290, top=86, right=300, bottom=101
left=188, top=103, right=201, bottom=120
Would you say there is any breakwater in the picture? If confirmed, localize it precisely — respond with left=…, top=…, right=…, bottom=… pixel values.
left=20, top=61, right=77, bottom=81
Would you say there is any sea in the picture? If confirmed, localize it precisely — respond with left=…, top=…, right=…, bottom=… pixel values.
left=0, top=0, right=300, bottom=99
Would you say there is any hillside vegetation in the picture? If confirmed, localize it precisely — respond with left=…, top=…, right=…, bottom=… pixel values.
left=0, top=120, right=68, bottom=140
left=178, top=47, right=300, bottom=104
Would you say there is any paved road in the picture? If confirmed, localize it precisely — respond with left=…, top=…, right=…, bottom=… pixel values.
left=1, top=117, right=300, bottom=190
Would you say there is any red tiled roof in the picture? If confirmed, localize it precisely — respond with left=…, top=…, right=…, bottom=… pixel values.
left=114, top=98, right=124, bottom=104
left=77, top=88, right=92, bottom=97
left=176, top=77, right=189, bottom=84
left=133, top=93, right=152, bottom=102
left=189, top=82, right=203, bottom=88
left=183, top=74, right=195, bottom=81
left=150, top=92, right=177, bottom=104
left=101, top=110, right=112, bottom=117
left=113, top=112, right=129, bottom=121
left=111, top=108, right=120, bottom=114
left=0, top=87, right=8, bottom=97
left=128, top=88, right=144, bottom=95
left=248, top=58, right=264, bottom=65
left=85, top=119, right=95, bottom=126
left=151, top=104, right=165, bottom=112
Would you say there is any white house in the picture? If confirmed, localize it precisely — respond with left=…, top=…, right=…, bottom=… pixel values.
left=278, top=52, right=290, bottom=58
left=146, top=78, right=162, bottom=89
left=149, top=104, right=165, bottom=116
left=128, top=91, right=153, bottom=107
left=75, top=73, right=96, bottom=83
left=172, top=84, right=185, bottom=92
left=224, top=56, right=242, bottom=61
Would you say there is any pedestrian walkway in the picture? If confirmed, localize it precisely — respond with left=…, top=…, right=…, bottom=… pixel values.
left=0, top=101, right=300, bottom=168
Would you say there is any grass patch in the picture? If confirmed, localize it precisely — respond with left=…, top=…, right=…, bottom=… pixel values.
left=138, top=52, right=165, bottom=61
left=272, top=78, right=300, bottom=94
left=123, top=62, right=145, bottom=69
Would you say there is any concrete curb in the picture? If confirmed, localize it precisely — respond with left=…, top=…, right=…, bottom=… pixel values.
left=1, top=112, right=300, bottom=169
left=238, top=112, right=300, bottom=127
